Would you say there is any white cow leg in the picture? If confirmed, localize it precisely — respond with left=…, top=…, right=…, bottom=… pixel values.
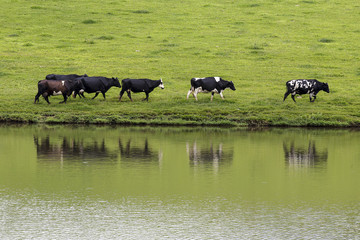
left=194, top=88, right=200, bottom=101
left=220, top=92, right=224, bottom=99
left=186, top=90, right=192, bottom=99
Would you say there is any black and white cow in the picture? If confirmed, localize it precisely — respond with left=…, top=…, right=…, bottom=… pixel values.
left=46, top=74, right=88, bottom=80
left=119, top=78, right=164, bottom=102
left=74, top=76, right=121, bottom=99
left=283, top=79, right=329, bottom=102
left=186, top=77, right=236, bottom=101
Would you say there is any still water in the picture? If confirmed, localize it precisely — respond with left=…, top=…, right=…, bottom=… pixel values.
left=0, top=124, right=359, bottom=239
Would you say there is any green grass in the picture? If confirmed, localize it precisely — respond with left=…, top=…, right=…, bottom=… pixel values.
left=1, top=0, right=360, bottom=127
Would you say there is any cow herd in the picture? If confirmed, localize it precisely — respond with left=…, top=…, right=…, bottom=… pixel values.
left=34, top=74, right=330, bottom=104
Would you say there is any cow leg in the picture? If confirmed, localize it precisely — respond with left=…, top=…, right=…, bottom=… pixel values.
left=44, top=95, right=50, bottom=104
left=102, top=92, right=106, bottom=100
left=119, top=90, right=125, bottom=101
left=211, top=92, right=215, bottom=101
left=186, top=89, right=193, bottom=99
left=219, top=91, right=224, bottom=100
left=126, top=90, right=133, bottom=102
left=291, top=93, right=296, bottom=103
left=309, top=93, right=316, bottom=102
left=194, top=88, right=199, bottom=101
left=283, top=91, right=291, bottom=101
left=60, top=94, right=67, bottom=104
left=34, top=92, right=41, bottom=103
left=92, top=92, right=99, bottom=99
left=310, top=95, right=316, bottom=102
left=194, top=92, right=198, bottom=101
left=143, top=92, right=149, bottom=101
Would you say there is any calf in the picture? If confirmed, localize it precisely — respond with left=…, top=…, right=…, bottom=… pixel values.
left=34, top=79, right=84, bottom=104
left=283, top=79, right=329, bottom=102
left=119, top=78, right=164, bottom=102
left=74, top=77, right=121, bottom=99
left=186, top=77, right=236, bottom=101
left=46, top=74, right=88, bottom=80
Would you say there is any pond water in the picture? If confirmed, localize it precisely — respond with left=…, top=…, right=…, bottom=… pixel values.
left=0, top=125, right=359, bottom=239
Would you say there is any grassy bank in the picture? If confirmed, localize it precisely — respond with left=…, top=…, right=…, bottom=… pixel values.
left=1, top=0, right=360, bottom=127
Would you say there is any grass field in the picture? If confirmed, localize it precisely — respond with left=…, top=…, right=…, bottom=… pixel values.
left=1, top=0, right=360, bottom=126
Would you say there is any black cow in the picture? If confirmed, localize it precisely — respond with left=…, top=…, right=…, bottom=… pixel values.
left=34, top=79, right=84, bottom=104
left=119, top=78, right=164, bottom=102
left=186, top=77, right=236, bottom=101
left=46, top=74, right=88, bottom=80
left=74, top=77, right=121, bottom=99
left=283, top=79, right=329, bottom=102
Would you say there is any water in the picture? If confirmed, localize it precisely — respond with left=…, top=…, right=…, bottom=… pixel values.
left=0, top=125, right=359, bottom=239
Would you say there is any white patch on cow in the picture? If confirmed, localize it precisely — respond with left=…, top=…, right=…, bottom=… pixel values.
left=52, top=91, right=62, bottom=96
left=79, top=89, right=84, bottom=93
left=159, top=83, right=164, bottom=89
left=62, top=81, right=65, bottom=86
left=96, top=91, right=101, bottom=93
left=195, top=87, right=204, bottom=93
left=214, top=77, right=221, bottom=82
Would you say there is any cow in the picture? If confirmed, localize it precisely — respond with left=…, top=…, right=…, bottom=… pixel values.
left=283, top=79, right=329, bottom=102
left=34, top=79, right=84, bottom=104
left=46, top=74, right=88, bottom=80
left=73, top=77, right=121, bottom=100
left=186, top=77, right=236, bottom=101
left=119, top=78, right=164, bottom=102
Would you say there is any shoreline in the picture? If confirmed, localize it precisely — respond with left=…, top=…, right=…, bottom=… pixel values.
left=0, top=114, right=358, bottom=128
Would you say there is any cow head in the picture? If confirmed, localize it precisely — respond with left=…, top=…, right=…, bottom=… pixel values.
left=112, top=77, right=121, bottom=88
left=322, top=82, right=329, bottom=93
left=228, top=81, right=236, bottom=91
left=159, top=78, right=164, bottom=89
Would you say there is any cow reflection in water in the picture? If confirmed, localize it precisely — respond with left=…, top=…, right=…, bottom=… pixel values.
left=186, top=142, right=233, bottom=170
left=283, top=141, right=328, bottom=167
left=34, top=136, right=118, bottom=162
left=119, top=138, right=162, bottom=165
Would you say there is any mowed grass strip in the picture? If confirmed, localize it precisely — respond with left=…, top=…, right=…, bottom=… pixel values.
left=0, top=0, right=360, bottom=126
